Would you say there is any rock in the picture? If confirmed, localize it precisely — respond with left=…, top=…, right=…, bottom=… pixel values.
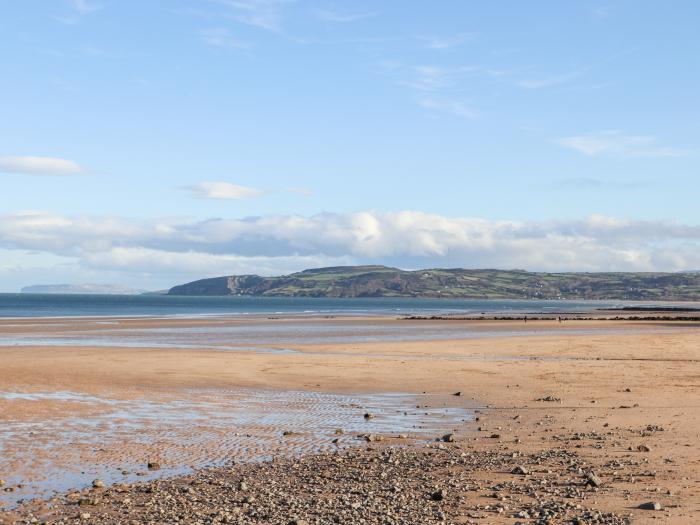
left=79, top=513, right=91, bottom=520
left=91, top=479, right=105, bottom=488
left=147, top=462, right=161, bottom=471
left=453, top=391, right=462, bottom=396
left=282, top=430, right=297, bottom=436
left=489, top=433, right=501, bottom=439
left=431, top=489, right=446, bottom=501
left=363, top=412, right=374, bottom=420
left=511, top=465, right=529, bottom=475
left=289, top=521, right=309, bottom=525
left=637, top=444, right=652, bottom=452
left=441, top=433, right=455, bottom=442
left=585, top=472, right=603, bottom=487
left=536, top=395, right=562, bottom=402
left=638, top=501, right=663, bottom=511
left=364, top=434, right=382, bottom=442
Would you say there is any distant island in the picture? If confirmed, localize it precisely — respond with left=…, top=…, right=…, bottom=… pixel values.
left=21, top=284, right=146, bottom=295
left=167, top=265, right=700, bottom=301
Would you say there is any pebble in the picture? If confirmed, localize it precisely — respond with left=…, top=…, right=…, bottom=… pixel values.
left=2, top=437, right=641, bottom=525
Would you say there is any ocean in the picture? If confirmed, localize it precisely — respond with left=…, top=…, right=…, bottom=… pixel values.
left=0, top=293, right=632, bottom=318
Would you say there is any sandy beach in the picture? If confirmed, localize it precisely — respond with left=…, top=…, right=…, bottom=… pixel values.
left=1, top=316, right=699, bottom=524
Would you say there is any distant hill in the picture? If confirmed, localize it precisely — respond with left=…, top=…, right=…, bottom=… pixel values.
left=167, top=265, right=700, bottom=301
left=21, top=284, right=146, bottom=295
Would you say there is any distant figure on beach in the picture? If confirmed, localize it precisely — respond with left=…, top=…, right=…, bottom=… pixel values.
left=558, top=316, right=562, bottom=323
left=524, top=316, right=527, bottom=323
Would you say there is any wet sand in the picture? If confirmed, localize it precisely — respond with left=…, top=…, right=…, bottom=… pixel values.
left=1, top=317, right=699, bottom=523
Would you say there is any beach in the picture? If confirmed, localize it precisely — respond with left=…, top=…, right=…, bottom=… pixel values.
left=1, top=315, right=699, bottom=524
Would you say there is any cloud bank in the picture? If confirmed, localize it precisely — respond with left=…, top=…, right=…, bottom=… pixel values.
left=1, top=210, right=699, bottom=290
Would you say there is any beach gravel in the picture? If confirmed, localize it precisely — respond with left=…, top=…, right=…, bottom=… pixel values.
left=3, top=441, right=634, bottom=525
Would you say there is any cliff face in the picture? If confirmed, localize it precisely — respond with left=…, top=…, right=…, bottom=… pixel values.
left=166, top=266, right=700, bottom=300
left=168, top=277, right=234, bottom=296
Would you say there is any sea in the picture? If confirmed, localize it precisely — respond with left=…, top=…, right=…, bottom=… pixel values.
left=0, top=293, right=641, bottom=318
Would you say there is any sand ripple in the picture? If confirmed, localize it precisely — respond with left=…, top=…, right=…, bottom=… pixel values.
left=0, top=388, right=471, bottom=507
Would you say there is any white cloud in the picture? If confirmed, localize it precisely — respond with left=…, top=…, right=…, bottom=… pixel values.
left=0, top=156, right=84, bottom=176
left=186, top=181, right=265, bottom=199
left=417, top=97, right=477, bottom=119
left=215, top=0, right=291, bottom=32
left=553, top=177, right=648, bottom=190
left=82, top=247, right=352, bottom=276
left=287, top=186, right=313, bottom=197
left=385, top=63, right=491, bottom=118
left=312, top=8, right=378, bottom=23
left=54, top=0, right=101, bottom=24
left=401, top=65, right=479, bottom=92
left=419, top=33, right=474, bottom=50
left=517, top=69, right=583, bottom=89
left=1, top=211, right=700, bottom=285
left=558, top=130, right=687, bottom=158
left=201, top=28, right=251, bottom=49
left=71, top=0, right=101, bottom=14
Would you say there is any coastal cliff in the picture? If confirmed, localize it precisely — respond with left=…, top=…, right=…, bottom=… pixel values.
left=167, top=265, right=700, bottom=300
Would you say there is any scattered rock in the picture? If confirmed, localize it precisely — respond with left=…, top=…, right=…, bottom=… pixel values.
left=637, top=444, right=652, bottom=452
left=363, top=412, right=374, bottom=420
left=441, top=433, right=455, bottom=442
left=2, top=429, right=645, bottom=525
left=453, top=391, right=462, bottom=396
left=91, top=479, right=105, bottom=489
left=147, top=462, right=161, bottom=471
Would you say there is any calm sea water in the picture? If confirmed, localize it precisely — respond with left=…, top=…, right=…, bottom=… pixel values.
left=0, top=293, right=630, bottom=318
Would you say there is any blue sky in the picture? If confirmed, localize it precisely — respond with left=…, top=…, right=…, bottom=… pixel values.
left=0, top=1, right=699, bottom=291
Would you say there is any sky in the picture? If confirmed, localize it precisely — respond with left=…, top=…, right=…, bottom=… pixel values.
left=0, top=0, right=699, bottom=291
